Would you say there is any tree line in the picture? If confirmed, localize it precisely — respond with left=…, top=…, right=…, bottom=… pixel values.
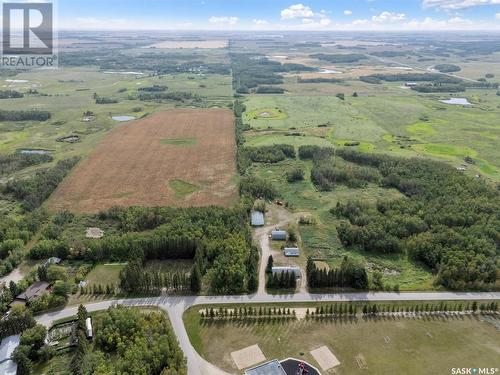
left=0, top=109, right=51, bottom=121
left=310, top=53, right=367, bottom=63
left=0, top=152, right=53, bottom=176
left=119, top=260, right=191, bottom=294
left=138, top=91, right=201, bottom=102
left=0, top=89, right=23, bottom=99
left=3, top=157, right=80, bottom=211
left=359, top=73, right=463, bottom=84
left=306, top=256, right=369, bottom=290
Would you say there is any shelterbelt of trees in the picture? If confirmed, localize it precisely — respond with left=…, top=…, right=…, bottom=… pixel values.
left=329, top=149, right=499, bottom=290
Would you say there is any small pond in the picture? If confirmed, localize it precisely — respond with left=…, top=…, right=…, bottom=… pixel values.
left=20, top=149, right=51, bottom=155
left=112, top=116, right=136, bottom=122
left=318, top=69, right=343, bottom=74
left=440, top=98, right=472, bottom=106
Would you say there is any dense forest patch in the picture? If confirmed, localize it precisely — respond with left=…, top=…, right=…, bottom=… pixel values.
left=0, top=153, right=53, bottom=175
left=330, top=150, right=499, bottom=289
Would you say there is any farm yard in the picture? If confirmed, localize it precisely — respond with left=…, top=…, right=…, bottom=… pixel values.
left=48, top=109, right=238, bottom=212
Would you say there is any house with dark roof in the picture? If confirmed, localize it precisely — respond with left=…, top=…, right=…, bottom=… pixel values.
left=11, top=281, right=50, bottom=307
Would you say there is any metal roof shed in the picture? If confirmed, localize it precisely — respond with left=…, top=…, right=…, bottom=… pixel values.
left=283, top=247, right=300, bottom=257
left=251, top=211, right=265, bottom=226
left=271, top=230, right=287, bottom=241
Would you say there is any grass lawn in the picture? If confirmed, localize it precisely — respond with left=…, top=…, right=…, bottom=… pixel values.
left=169, top=179, right=201, bottom=199
left=85, top=263, right=126, bottom=288
left=185, top=307, right=500, bottom=374
left=160, top=137, right=198, bottom=146
left=33, top=350, right=72, bottom=375
left=144, top=259, right=194, bottom=272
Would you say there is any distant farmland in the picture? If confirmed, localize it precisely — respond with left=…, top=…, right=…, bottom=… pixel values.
left=48, top=109, right=237, bottom=213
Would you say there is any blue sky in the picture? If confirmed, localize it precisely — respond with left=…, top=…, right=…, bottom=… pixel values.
left=55, top=0, right=500, bottom=30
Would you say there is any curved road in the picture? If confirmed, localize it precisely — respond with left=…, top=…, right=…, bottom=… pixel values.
left=37, top=291, right=500, bottom=375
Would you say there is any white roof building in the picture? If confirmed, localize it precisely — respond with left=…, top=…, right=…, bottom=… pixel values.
left=251, top=211, right=265, bottom=227
left=85, top=317, right=93, bottom=339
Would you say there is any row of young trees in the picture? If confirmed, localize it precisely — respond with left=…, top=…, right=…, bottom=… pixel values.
left=201, top=306, right=297, bottom=320
left=80, top=284, right=116, bottom=295
left=200, top=301, right=499, bottom=322
left=334, top=150, right=499, bottom=289
left=267, top=271, right=297, bottom=289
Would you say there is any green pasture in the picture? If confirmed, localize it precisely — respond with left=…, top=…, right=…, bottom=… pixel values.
left=185, top=307, right=500, bottom=375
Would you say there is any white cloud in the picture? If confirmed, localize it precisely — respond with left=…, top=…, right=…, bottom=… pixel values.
left=423, top=0, right=500, bottom=10
left=344, top=10, right=353, bottom=16
left=496, top=12, right=500, bottom=19
left=253, top=19, right=268, bottom=25
left=280, top=3, right=332, bottom=28
left=208, top=16, right=239, bottom=25
left=372, top=11, right=406, bottom=23
left=64, top=17, right=130, bottom=30
left=281, top=4, right=315, bottom=19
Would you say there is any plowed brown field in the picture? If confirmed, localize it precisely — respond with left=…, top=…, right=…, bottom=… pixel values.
left=48, top=109, right=237, bottom=213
